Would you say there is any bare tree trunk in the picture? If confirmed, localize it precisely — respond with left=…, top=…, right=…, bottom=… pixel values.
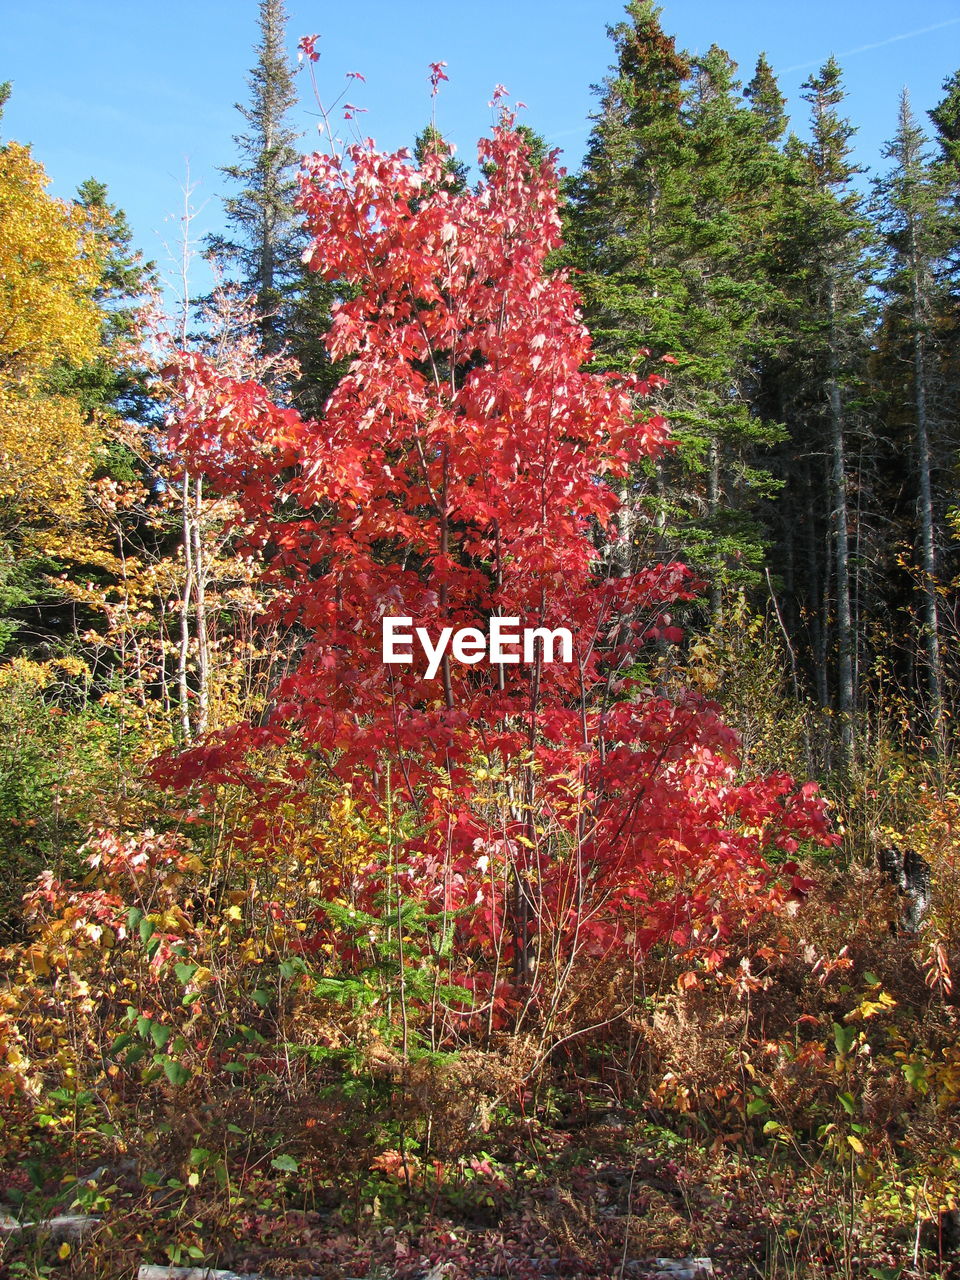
left=192, top=475, right=211, bottom=734
left=828, top=283, right=855, bottom=769
left=909, top=227, right=944, bottom=750
left=707, top=436, right=722, bottom=619
left=803, top=457, right=828, bottom=710
left=178, top=472, right=195, bottom=744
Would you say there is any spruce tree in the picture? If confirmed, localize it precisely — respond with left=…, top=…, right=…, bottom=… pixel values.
left=564, top=4, right=786, bottom=605
left=769, top=59, right=873, bottom=766
left=744, top=53, right=787, bottom=144
left=49, top=179, right=157, bottom=427
left=929, top=69, right=960, bottom=170
left=874, top=91, right=952, bottom=745
left=928, top=69, right=960, bottom=447
left=208, top=0, right=343, bottom=415
left=565, top=0, right=691, bottom=374
left=207, top=0, right=302, bottom=361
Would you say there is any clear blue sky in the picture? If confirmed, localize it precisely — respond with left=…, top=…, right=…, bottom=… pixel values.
left=4, top=1, right=960, bottom=306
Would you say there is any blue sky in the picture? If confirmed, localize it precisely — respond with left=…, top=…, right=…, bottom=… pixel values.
left=4, top=1, right=960, bottom=307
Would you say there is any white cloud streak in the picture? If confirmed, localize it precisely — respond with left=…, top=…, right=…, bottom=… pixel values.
left=781, top=17, right=960, bottom=75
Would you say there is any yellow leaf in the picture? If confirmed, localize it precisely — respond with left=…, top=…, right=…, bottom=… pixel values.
left=847, top=1135, right=865, bottom=1154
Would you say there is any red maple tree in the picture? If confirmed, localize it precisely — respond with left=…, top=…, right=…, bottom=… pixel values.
left=163, top=118, right=831, bottom=1007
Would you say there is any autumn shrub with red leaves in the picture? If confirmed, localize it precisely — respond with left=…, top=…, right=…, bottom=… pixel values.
left=154, top=116, right=832, bottom=1037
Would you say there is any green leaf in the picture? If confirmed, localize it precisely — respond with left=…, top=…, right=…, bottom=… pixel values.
left=251, top=989, right=271, bottom=1008
left=833, top=1022, right=856, bottom=1056
left=838, top=1091, right=856, bottom=1115
left=162, top=1059, right=190, bottom=1087
left=903, top=1061, right=927, bottom=1090
left=150, top=1023, right=172, bottom=1050
left=139, top=917, right=155, bottom=946
left=270, top=1154, right=299, bottom=1173
left=746, top=1096, right=770, bottom=1116
left=174, top=962, right=198, bottom=985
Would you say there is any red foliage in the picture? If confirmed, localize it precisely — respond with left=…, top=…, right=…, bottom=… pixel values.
left=161, top=122, right=833, bottom=987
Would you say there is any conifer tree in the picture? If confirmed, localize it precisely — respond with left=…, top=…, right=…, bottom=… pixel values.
left=744, top=53, right=787, bottom=144
left=929, top=69, right=960, bottom=170
left=770, top=59, right=873, bottom=765
left=208, top=0, right=343, bottom=415
left=207, top=0, right=302, bottom=361
left=874, top=91, right=952, bottom=744
left=564, top=4, right=786, bottom=605
left=48, top=179, right=156, bottom=427
left=414, top=125, right=470, bottom=192
left=928, top=69, right=960, bottom=449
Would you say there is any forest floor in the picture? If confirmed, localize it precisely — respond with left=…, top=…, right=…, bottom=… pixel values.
left=3, top=1098, right=959, bottom=1279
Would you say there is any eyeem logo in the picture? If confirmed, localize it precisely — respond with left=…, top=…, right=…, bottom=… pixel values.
left=383, top=616, right=573, bottom=680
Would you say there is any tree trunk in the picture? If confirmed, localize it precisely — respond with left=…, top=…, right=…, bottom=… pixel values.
left=828, top=282, right=855, bottom=768
left=910, top=224, right=944, bottom=750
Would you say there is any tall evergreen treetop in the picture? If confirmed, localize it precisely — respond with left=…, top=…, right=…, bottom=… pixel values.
left=45, top=179, right=158, bottom=425
left=929, top=69, right=960, bottom=170
left=565, top=4, right=790, bottom=598
left=928, top=69, right=960, bottom=297
left=744, top=53, right=787, bottom=144
left=801, top=57, right=861, bottom=191
left=207, top=0, right=302, bottom=357
left=566, top=0, right=691, bottom=367
left=873, top=90, right=952, bottom=737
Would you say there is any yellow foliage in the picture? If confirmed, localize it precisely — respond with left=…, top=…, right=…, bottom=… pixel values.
left=0, top=385, right=101, bottom=520
left=0, top=141, right=100, bottom=384
left=0, top=141, right=106, bottom=547
left=0, top=654, right=53, bottom=690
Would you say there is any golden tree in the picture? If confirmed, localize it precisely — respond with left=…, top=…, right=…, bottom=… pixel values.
left=0, top=141, right=103, bottom=530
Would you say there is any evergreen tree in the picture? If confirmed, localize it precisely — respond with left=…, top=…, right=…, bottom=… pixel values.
left=928, top=69, right=960, bottom=459
left=929, top=69, right=960, bottom=170
left=207, top=0, right=302, bottom=361
left=207, top=0, right=343, bottom=415
left=874, top=91, right=952, bottom=744
left=414, top=125, right=470, bottom=193
left=47, top=179, right=156, bottom=427
left=564, top=4, right=786, bottom=604
left=767, top=59, right=874, bottom=765
left=565, top=1, right=691, bottom=375
left=744, top=53, right=787, bottom=144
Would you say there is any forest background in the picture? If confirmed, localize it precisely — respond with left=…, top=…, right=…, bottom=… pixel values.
left=2, top=1, right=960, bottom=1277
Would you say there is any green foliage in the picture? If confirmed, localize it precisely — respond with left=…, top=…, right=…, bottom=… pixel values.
left=0, top=658, right=125, bottom=935
left=563, top=6, right=788, bottom=595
